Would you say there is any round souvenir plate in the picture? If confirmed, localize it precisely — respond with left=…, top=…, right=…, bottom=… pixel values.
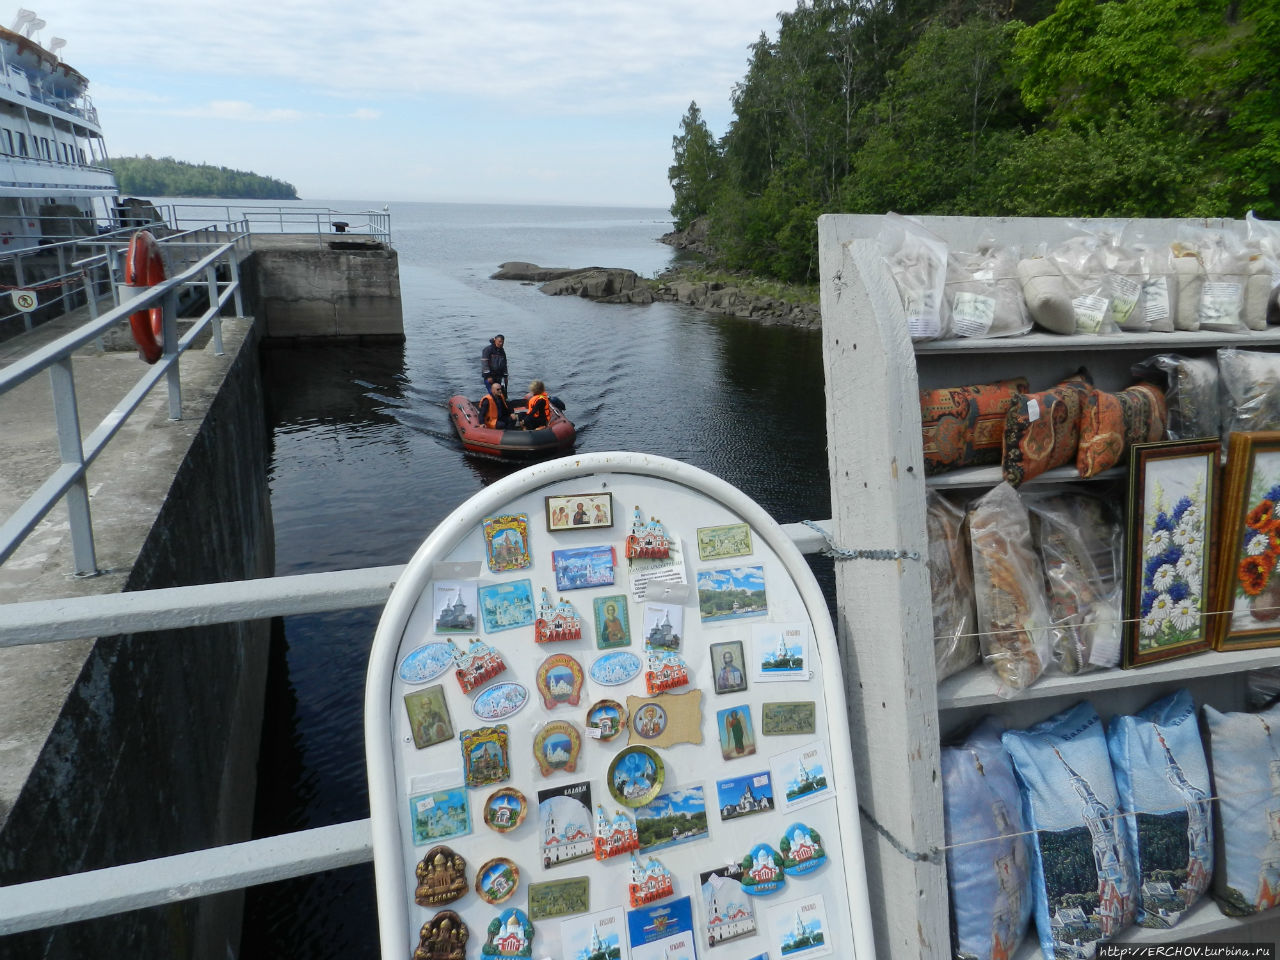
left=607, top=744, right=664, bottom=807
left=473, top=681, right=529, bottom=721
left=483, top=787, right=528, bottom=833
left=780, top=821, right=827, bottom=877
left=476, top=857, right=520, bottom=905
left=585, top=699, right=627, bottom=742
left=590, top=651, right=642, bottom=686
left=399, top=641, right=457, bottom=684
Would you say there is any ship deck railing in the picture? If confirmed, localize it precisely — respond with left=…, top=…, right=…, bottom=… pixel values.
left=161, top=202, right=392, bottom=245
left=0, top=521, right=832, bottom=936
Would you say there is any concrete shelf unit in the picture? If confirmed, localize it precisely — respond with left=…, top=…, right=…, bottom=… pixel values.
left=817, top=214, right=1280, bottom=958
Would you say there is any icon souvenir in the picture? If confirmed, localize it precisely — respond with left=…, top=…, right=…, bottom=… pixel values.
left=608, top=745, right=665, bottom=808
left=527, top=876, right=590, bottom=920
left=717, top=706, right=757, bottom=760
left=770, top=742, right=832, bottom=811
left=594, top=594, right=632, bottom=649
left=631, top=702, right=668, bottom=742
left=473, top=682, right=529, bottom=721
left=716, top=771, right=774, bottom=821
left=481, top=907, right=534, bottom=959
left=546, top=492, right=613, bottom=531
left=696, top=523, right=753, bottom=562
left=483, top=514, right=531, bottom=572
left=636, top=784, right=708, bottom=853
left=478, top=578, right=536, bottom=633
left=408, top=785, right=471, bottom=845
left=628, top=853, right=675, bottom=908
left=533, top=587, right=584, bottom=643
left=642, top=602, right=683, bottom=649
left=710, top=640, right=747, bottom=695
left=768, top=894, right=832, bottom=960
left=535, top=653, right=585, bottom=709
left=399, top=641, right=457, bottom=684
left=483, top=787, right=528, bottom=833
left=699, top=862, right=756, bottom=947
left=552, top=545, right=617, bottom=591
left=538, top=781, right=594, bottom=868
left=626, top=692, right=702, bottom=749
left=586, top=699, right=627, bottom=741
left=476, top=857, right=520, bottom=905
left=461, top=725, right=510, bottom=788
left=434, top=581, right=479, bottom=633
left=644, top=648, right=690, bottom=695
left=414, top=845, right=469, bottom=906
left=413, top=910, right=469, bottom=960
left=740, top=843, right=787, bottom=896
left=626, top=505, right=672, bottom=560
left=761, top=701, right=816, bottom=736
left=453, top=638, right=507, bottom=694
left=753, top=625, right=810, bottom=682
left=560, top=907, right=627, bottom=960
left=591, top=650, right=642, bottom=686
left=780, top=823, right=827, bottom=877
left=594, top=803, right=640, bottom=861
left=698, top=565, right=768, bottom=623
left=404, top=684, right=454, bottom=749
left=533, top=720, right=582, bottom=776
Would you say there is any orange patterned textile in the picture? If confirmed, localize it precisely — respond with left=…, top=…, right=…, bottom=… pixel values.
left=1001, top=372, right=1092, bottom=486
left=1076, top=383, right=1168, bottom=478
left=919, top=378, right=1029, bottom=476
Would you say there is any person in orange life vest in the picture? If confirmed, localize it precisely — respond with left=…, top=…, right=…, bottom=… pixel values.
left=523, top=379, right=552, bottom=429
left=478, top=381, right=513, bottom=429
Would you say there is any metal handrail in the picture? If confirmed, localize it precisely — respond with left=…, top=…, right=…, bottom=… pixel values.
left=161, top=203, right=392, bottom=244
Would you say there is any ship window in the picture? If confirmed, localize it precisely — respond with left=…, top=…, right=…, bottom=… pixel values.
left=40, top=137, right=50, bottom=159
left=0, top=129, right=11, bottom=155
left=16, top=132, right=27, bottom=156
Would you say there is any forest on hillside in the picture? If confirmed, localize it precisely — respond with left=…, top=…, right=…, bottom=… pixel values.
left=667, top=0, right=1280, bottom=284
left=106, top=156, right=298, bottom=200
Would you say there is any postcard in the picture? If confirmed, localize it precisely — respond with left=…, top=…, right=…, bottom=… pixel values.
left=404, top=683, right=454, bottom=749
left=635, top=784, right=709, bottom=853
left=699, top=862, right=756, bottom=948
left=484, top=514, right=531, bottom=572
left=628, top=537, right=688, bottom=605
left=696, top=523, right=753, bottom=562
left=709, top=640, right=747, bottom=695
left=752, top=625, right=810, bottom=683
left=716, top=706, right=757, bottom=761
left=478, top=578, right=535, bottom=633
left=642, top=601, right=684, bottom=650
left=432, top=580, right=479, bottom=633
left=547, top=493, right=614, bottom=532
left=539, top=781, right=594, bottom=868
left=769, top=742, right=832, bottom=812
left=761, top=702, right=816, bottom=737
left=697, top=566, right=767, bottom=623
left=562, top=907, right=628, bottom=960
left=407, top=784, right=471, bottom=845
left=553, top=545, right=618, bottom=591
left=716, top=771, right=774, bottom=821
left=630, top=932, right=691, bottom=960
left=527, top=876, right=589, bottom=920
left=627, top=895, right=694, bottom=950
left=767, top=895, right=831, bottom=960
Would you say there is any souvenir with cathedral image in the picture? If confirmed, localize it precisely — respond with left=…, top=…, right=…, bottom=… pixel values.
left=535, top=588, right=584, bottom=644
left=626, top=505, right=672, bottom=560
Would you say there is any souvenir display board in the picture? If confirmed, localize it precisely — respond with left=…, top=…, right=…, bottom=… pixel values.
left=366, top=453, right=875, bottom=960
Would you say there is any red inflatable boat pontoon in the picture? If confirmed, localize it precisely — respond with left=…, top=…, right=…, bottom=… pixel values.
left=448, top=394, right=577, bottom=458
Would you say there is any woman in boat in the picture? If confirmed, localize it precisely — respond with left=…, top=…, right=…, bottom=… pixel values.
left=523, top=380, right=552, bottom=430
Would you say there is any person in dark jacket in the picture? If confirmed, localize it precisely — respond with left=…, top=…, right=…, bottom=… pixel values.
left=523, top=379, right=552, bottom=429
left=478, top=382, right=513, bottom=429
left=481, top=335, right=508, bottom=391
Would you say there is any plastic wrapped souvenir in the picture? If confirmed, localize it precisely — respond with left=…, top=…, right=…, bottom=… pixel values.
left=942, top=243, right=1031, bottom=339
left=925, top=490, right=978, bottom=681
left=877, top=213, right=948, bottom=341
left=1131, top=354, right=1220, bottom=442
left=1218, top=347, right=1280, bottom=436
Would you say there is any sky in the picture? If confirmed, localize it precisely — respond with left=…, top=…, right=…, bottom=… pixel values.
left=29, top=1, right=788, bottom=208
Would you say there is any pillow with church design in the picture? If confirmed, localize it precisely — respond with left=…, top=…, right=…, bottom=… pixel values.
left=1001, top=372, right=1092, bottom=486
left=919, top=378, right=1029, bottom=476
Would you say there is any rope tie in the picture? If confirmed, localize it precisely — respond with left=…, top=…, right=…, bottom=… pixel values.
left=801, top=519, right=920, bottom=562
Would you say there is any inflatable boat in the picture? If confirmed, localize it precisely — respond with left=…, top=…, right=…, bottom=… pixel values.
left=448, top=394, right=577, bottom=458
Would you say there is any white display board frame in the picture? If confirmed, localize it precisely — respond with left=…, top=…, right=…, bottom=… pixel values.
left=366, top=452, right=875, bottom=960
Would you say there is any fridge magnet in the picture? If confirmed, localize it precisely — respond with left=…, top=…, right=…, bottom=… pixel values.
left=752, top=625, right=810, bottom=683
left=483, top=514, right=531, bottom=573
left=642, top=602, right=683, bottom=649
left=414, top=910, right=469, bottom=960
left=696, top=523, right=753, bottom=562
left=461, top=725, right=510, bottom=788
left=453, top=639, right=507, bottom=694
left=769, top=742, right=831, bottom=811
left=626, top=895, right=694, bottom=950
left=626, top=691, right=703, bottom=748
left=434, top=581, right=480, bottom=634
left=740, top=844, right=787, bottom=896
left=608, top=745, right=665, bottom=807
left=716, top=771, right=774, bottom=821
left=626, top=506, right=672, bottom=560
left=409, top=785, right=471, bottom=845
left=536, top=589, right=585, bottom=643
left=539, top=780, right=594, bottom=867
left=717, top=706, right=757, bottom=760
left=699, top=862, right=756, bottom=948
left=761, top=702, right=816, bottom=737
left=536, top=653, right=586, bottom=709
left=767, top=895, right=831, bottom=960
left=482, top=907, right=534, bottom=960
left=527, top=876, right=589, bottom=921
left=1212, top=432, right=1279, bottom=650
left=698, top=565, right=767, bottom=623
left=476, top=857, right=520, bottom=905
left=478, top=579, right=536, bottom=633
left=710, top=640, right=747, bottom=695
left=405, top=684, right=454, bottom=749
left=591, top=650, right=642, bottom=686
left=628, top=853, right=676, bottom=908
left=779, top=823, right=826, bottom=877
left=560, top=906, right=627, bottom=960
left=629, top=929, right=691, bottom=960
left=635, top=784, right=709, bottom=853
left=533, top=720, right=583, bottom=776
left=594, top=594, right=632, bottom=649
left=553, top=545, right=618, bottom=591
left=414, top=845, right=469, bottom=906
left=594, top=804, right=640, bottom=861
left=644, top=648, right=690, bottom=695
left=1124, top=438, right=1218, bottom=666
left=483, top=787, right=527, bottom=833
left=400, top=641, right=459, bottom=684
left=585, top=699, right=627, bottom=742
left=547, top=493, right=613, bottom=532
left=628, top=537, right=688, bottom=606
left=473, top=681, right=529, bottom=722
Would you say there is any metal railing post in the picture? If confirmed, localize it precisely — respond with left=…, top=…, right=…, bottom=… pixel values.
left=162, top=287, right=182, bottom=421
left=83, top=269, right=104, bottom=351
left=205, top=262, right=224, bottom=355
left=13, top=252, right=31, bottom=332
left=229, top=245, right=245, bottom=317
left=48, top=358, right=98, bottom=576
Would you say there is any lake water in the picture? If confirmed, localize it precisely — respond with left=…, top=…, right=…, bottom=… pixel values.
left=234, top=200, right=830, bottom=959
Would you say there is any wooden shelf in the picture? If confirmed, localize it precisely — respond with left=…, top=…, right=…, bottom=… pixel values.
left=925, top=464, right=1123, bottom=490
left=914, top=326, right=1280, bottom=356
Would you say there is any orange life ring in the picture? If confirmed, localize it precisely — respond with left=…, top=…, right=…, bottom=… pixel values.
left=125, top=230, right=165, bottom=363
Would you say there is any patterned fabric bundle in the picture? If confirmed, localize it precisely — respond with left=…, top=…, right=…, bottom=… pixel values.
left=1076, top=382, right=1168, bottom=478
left=920, top=378, right=1029, bottom=476
left=1001, top=372, right=1092, bottom=486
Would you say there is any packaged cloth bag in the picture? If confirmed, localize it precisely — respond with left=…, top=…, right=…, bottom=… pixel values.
left=1003, top=701, right=1138, bottom=958
left=1131, top=354, right=1220, bottom=442
left=943, top=717, right=1033, bottom=959
left=944, top=244, right=1032, bottom=339
left=1218, top=348, right=1280, bottom=436
left=1203, top=699, right=1280, bottom=915
left=1075, top=382, right=1167, bottom=479
left=1106, top=689, right=1213, bottom=928
left=926, top=490, right=978, bottom=681
left=920, top=378, right=1029, bottom=475
left=1002, top=372, right=1092, bottom=486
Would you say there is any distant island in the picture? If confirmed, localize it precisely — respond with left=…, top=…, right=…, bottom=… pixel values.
left=105, top=155, right=299, bottom=200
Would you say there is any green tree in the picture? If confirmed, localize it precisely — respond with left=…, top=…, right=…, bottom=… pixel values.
left=668, top=102, right=722, bottom=231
